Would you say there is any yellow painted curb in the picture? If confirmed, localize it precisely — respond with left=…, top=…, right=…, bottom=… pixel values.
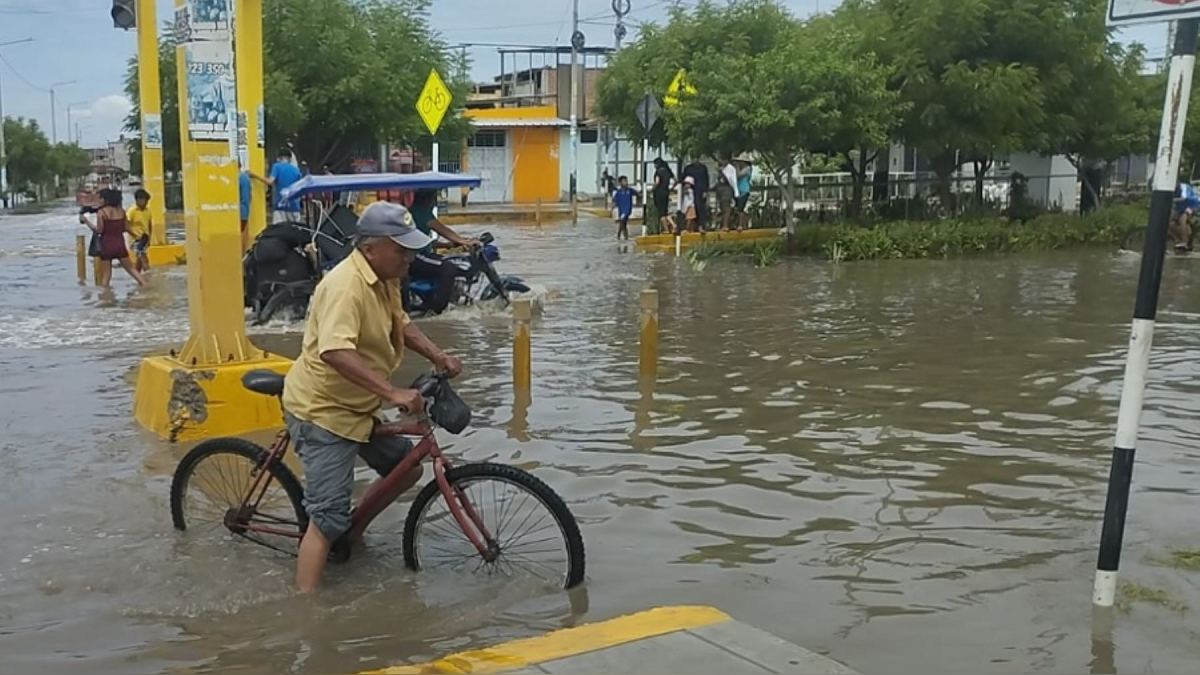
left=133, top=354, right=293, bottom=442
left=359, top=605, right=731, bottom=675
left=146, top=243, right=186, bottom=266
left=635, top=229, right=779, bottom=252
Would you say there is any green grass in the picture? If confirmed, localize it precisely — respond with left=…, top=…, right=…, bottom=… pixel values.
left=680, top=204, right=1145, bottom=264
left=1148, top=549, right=1200, bottom=572
left=687, top=238, right=782, bottom=269
left=1116, top=580, right=1188, bottom=614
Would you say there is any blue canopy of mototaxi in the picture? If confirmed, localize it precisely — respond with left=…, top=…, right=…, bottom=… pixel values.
left=279, top=171, right=482, bottom=202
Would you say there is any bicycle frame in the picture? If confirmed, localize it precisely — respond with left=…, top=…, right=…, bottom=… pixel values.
left=235, top=420, right=499, bottom=558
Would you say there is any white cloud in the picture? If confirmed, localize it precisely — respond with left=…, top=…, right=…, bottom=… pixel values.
left=90, top=94, right=133, bottom=140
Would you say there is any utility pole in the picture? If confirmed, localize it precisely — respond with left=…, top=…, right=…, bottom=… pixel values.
left=66, top=102, right=88, bottom=145
left=49, top=80, right=75, bottom=145
left=570, top=0, right=581, bottom=225
left=0, top=38, right=33, bottom=207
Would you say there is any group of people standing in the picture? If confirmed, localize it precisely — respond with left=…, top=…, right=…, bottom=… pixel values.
left=609, top=155, right=754, bottom=239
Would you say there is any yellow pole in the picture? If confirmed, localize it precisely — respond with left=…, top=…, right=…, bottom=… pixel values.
left=92, top=255, right=100, bottom=286
left=75, top=235, right=86, bottom=283
left=513, top=298, right=532, bottom=393
left=235, top=0, right=267, bottom=246
left=173, top=0, right=256, bottom=365
left=639, top=289, right=658, bottom=380
left=136, top=0, right=167, bottom=246
left=134, top=1, right=290, bottom=442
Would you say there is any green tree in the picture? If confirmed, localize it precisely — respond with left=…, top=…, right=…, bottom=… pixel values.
left=2, top=117, right=53, bottom=194
left=123, top=27, right=180, bottom=174
left=123, top=0, right=467, bottom=173
left=596, top=1, right=901, bottom=223
left=1029, top=0, right=1156, bottom=209
left=263, top=0, right=469, bottom=166
left=49, top=142, right=91, bottom=183
left=665, top=2, right=898, bottom=238
left=845, top=0, right=1092, bottom=206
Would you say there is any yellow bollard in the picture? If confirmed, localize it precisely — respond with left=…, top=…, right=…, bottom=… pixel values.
left=75, top=235, right=86, bottom=283
left=513, top=298, right=532, bottom=393
left=639, top=289, right=659, bottom=380
left=92, top=255, right=101, bottom=286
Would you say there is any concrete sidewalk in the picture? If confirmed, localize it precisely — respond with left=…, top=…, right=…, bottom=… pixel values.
left=360, top=606, right=856, bottom=675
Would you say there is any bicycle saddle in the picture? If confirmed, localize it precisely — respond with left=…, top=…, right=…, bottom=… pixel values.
left=242, top=369, right=285, bottom=397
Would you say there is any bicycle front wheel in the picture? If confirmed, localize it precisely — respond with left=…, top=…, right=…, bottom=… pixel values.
left=403, top=463, right=585, bottom=589
left=170, top=438, right=306, bottom=555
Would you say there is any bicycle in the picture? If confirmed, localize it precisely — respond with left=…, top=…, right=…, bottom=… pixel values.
left=169, top=370, right=586, bottom=589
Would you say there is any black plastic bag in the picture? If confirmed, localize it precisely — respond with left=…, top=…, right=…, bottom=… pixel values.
left=412, top=374, right=472, bottom=434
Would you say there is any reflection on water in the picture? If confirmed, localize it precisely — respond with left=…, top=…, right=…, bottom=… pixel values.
left=2, top=204, right=1200, bottom=673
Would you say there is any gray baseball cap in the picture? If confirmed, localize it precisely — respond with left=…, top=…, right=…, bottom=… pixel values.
left=356, top=201, right=433, bottom=250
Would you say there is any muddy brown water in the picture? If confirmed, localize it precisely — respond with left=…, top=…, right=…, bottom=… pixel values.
left=2, top=204, right=1200, bottom=674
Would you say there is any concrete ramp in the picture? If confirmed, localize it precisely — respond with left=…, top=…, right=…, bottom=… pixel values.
left=359, top=605, right=856, bottom=675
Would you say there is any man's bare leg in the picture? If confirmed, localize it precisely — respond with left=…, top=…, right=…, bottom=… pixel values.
left=296, top=521, right=331, bottom=593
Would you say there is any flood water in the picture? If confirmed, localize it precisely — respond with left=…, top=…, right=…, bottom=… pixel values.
left=2, top=203, right=1200, bottom=674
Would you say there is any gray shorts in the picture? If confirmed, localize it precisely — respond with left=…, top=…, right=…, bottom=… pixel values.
left=284, top=413, right=413, bottom=541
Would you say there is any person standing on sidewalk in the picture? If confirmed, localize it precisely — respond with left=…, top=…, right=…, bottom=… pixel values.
left=682, top=158, right=710, bottom=230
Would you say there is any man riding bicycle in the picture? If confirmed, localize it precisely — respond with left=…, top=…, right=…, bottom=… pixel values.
left=281, top=201, right=463, bottom=592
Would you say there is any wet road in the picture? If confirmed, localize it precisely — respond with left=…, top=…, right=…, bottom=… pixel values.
left=2, top=203, right=1200, bottom=674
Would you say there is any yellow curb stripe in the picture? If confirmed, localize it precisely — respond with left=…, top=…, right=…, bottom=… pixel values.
left=359, top=605, right=732, bottom=675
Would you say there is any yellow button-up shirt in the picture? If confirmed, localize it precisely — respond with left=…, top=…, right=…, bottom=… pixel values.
left=282, top=249, right=410, bottom=441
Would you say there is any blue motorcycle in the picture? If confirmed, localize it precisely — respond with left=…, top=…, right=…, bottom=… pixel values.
left=406, top=232, right=530, bottom=316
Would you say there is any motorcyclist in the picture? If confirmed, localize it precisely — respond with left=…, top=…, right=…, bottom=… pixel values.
left=1171, top=182, right=1200, bottom=253
left=407, top=189, right=479, bottom=313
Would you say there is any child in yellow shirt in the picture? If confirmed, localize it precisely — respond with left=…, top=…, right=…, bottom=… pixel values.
left=126, top=189, right=153, bottom=272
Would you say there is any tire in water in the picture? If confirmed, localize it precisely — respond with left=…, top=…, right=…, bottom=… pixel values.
left=170, top=437, right=306, bottom=551
left=402, top=462, right=585, bottom=589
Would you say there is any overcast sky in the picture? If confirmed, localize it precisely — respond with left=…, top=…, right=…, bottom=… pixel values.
left=0, top=0, right=1166, bottom=148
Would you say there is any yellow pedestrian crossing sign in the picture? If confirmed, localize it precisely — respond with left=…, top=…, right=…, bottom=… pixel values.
left=664, top=69, right=696, bottom=107
left=417, top=69, right=452, bottom=135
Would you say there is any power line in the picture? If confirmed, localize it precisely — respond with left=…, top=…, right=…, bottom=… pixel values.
left=0, top=51, right=46, bottom=92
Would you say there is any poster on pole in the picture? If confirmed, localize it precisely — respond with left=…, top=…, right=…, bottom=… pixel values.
left=143, top=113, right=163, bottom=149
left=188, top=0, right=232, bottom=34
left=183, top=40, right=236, bottom=142
left=256, top=104, right=265, bottom=148
left=1109, top=1, right=1200, bottom=26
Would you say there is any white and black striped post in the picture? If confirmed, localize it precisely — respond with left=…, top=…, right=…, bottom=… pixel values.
left=1094, top=19, right=1199, bottom=608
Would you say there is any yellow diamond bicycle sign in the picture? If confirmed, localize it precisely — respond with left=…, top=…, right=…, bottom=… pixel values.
left=664, top=69, right=696, bottom=107
left=417, top=69, right=452, bottom=135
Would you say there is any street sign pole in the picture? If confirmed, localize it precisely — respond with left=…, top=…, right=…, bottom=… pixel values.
left=1093, top=15, right=1200, bottom=608
left=417, top=68, right=453, bottom=215
left=634, top=93, right=661, bottom=235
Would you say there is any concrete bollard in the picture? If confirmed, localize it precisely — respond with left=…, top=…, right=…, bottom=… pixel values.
left=75, top=235, right=87, bottom=283
left=639, top=289, right=659, bottom=380
left=513, top=298, right=532, bottom=393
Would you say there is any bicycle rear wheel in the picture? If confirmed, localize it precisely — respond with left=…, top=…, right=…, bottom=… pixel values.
left=403, top=463, right=585, bottom=589
left=170, top=438, right=306, bottom=555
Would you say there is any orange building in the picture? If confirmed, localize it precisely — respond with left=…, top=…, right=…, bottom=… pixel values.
left=462, top=106, right=566, bottom=204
